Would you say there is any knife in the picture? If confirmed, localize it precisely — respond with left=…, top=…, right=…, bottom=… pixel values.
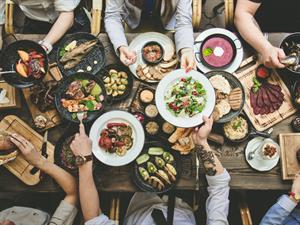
left=30, top=130, right=48, bottom=175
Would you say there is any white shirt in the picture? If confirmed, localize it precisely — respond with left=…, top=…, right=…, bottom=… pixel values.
left=0, top=0, right=80, bottom=25
left=85, top=170, right=231, bottom=225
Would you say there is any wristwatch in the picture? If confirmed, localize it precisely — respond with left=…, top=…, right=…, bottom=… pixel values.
left=289, top=191, right=300, bottom=203
left=75, top=154, right=93, bottom=166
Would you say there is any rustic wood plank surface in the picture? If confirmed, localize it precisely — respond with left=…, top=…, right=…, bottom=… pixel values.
left=0, top=33, right=294, bottom=192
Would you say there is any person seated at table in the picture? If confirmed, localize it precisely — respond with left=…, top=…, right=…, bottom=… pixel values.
left=0, top=134, right=78, bottom=225
left=260, top=172, right=300, bottom=224
left=70, top=116, right=231, bottom=225
left=0, top=0, right=90, bottom=53
left=104, top=0, right=195, bottom=71
left=234, top=0, right=300, bottom=69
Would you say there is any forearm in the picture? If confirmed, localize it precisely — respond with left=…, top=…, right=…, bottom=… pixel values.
left=79, top=161, right=101, bottom=221
left=196, top=141, right=224, bottom=176
left=235, top=12, right=271, bottom=53
left=39, top=159, right=77, bottom=205
left=260, top=195, right=296, bottom=225
left=104, top=0, right=128, bottom=53
left=43, top=11, right=74, bottom=45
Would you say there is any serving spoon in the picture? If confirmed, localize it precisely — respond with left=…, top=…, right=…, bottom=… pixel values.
left=280, top=54, right=299, bottom=66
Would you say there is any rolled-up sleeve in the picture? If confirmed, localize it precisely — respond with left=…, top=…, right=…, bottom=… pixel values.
left=259, top=195, right=297, bottom=225
left=206, top=169, right=231, bottom=225
left=85, top=214, right=115, bottom=225
left=174, top=0, right=194, bottom=53
left=104, top=0, right=128, bottom=53
left=0, top=0, right=5, bottom=25
left=54, top=0, right=80, bottom=12
left=49, top=200, right=78, bottom=225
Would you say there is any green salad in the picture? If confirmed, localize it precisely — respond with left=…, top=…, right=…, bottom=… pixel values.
left=165, top=77, right=207, bottom=117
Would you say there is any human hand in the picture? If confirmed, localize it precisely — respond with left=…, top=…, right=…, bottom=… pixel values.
left=192, top=116, right=213, bottom=146
left=9, top=134, right=44, bottom=168
left=291, top=172, right=300, bottom=203
left=119, top=46, right=136, bottom=66
left=70, top=124, right=92, bottom=156
left=261, top=44, right=286, bottom=69
left=0, top=220, right=15, bottom=225
left=180, top=48, right=196, bottom=72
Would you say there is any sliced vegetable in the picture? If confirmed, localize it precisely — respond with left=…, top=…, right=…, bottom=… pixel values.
left=136, top=154, right=150, bottom=165
left=163, top=152, right=174, bottom=163
left=138, top=167, right=150, bottom=181
left=155, top=157, right=166, bottom=168
left=148, top=147, right=164, bottom=156
left=147, top=162, right=158, bottom=174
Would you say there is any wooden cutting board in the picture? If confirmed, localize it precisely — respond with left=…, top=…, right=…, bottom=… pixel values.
left=234, top=59, right=296, bottom=131
left=0, top=115, right=54, bottom=185
left=279, top=133, right=300, bottom=180
left=22, top=64, right=62, bottom=130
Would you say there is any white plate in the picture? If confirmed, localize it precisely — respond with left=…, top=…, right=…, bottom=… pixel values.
left=90, top=111, right=145, bottom=166
left=245, top=137, right=280, bottom=172
left=193, top=28, right=244, bottom=73
left=155, top=69, right=216, bottom=128
left=128, top=32, right=176, bottom=83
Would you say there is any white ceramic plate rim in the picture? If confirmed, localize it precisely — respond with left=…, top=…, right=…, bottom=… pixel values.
left=193, top=28, right=244, bottom=73
left=90, top=110, right=145, bottom=166
left=128, top=32, right=176, bottom=83
left=155, top=69, right=216, bottom=128
left=245, top=137, right=280, bottom=172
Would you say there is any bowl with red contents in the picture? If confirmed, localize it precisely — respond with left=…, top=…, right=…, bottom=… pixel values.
left=142, top=41, right=164, bottom=65
left=200, top=34, right=236, bottom=69
left=0, top=40, right=48, bottom=88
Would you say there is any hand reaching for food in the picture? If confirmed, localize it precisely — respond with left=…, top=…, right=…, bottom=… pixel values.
left=290, top=172, right=300, bottom=203
left=192, top=116, right=213, bottom=146
left=180, top=48, right=196, bottom=72
left=119, top=46, right=137, bottom=66
left=70, top=124, right=92, bottom=156
left=10, top=133, right=45, bottom=168
left=260, top=44, right=286, bottom=69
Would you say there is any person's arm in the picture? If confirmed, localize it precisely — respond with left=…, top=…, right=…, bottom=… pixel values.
left=42, top=11, right=74, bottom=47
left=9, top=134, right=77, bottom=205
left=0, top=0, right=5, bottom=50
left=175, top=0, right=195, bottom=71
left=260, top=173, right=300, bottom=224
left=70, top=124, right=114, bottom=225
left=192, top=117, right=230, bottom=225
left=234, top=0, right=285, bottom=68
left=104, top=0, right=136, bottom=66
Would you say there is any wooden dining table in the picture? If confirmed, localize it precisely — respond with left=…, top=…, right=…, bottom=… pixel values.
left=0, top=32, right=295, bottom=193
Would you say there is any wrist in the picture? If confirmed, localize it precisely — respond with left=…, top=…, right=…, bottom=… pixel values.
left=195, top=140, right=208, bottom=147
left=180, top=48, right=193, bottom=55
left=39, top=40, right=53, bottom=54
left=79, top=160, right=93, bottom=173
left=289, top=191, right=300, bottom=203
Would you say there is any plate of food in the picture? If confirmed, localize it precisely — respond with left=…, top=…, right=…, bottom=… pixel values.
left=90, top=110, right=145, bottom=166
left=129, top=32, right=178, bottom=83
left=129, top=83, right=177, bottom=140
left=54, top=131, right=77, bottom=173
left=0, top=40, right=48, bottom=88
left=222, top=114, right=270, bottom=144
left=194, top=28, right=243, bottom=73
left=57, top=32, right=106, bottom=77
left=132, top=142, right=181, bottom=193
left=155, top=69, right=215, bottom=128
left=55, top=72, right=106, bottom=123
left=206, top=71, right=245, bottom=123
left=101, top=64, right=133, bottom=102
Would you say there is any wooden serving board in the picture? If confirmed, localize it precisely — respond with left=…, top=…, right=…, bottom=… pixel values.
left=22, top=65, right=62, bottom=130
left=0, top=81, right=21, bottom=110
left=0, top=115, right=55, bottom=185
left=279, top=133, right=300, bottom=180
left=234, top=60, right=296, bottom=131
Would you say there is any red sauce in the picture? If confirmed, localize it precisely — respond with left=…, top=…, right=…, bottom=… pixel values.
left=202, top=36, right=234, bottom=68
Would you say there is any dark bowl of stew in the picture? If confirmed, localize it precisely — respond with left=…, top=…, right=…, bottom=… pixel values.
left=142, top=41, right=164, bottom=65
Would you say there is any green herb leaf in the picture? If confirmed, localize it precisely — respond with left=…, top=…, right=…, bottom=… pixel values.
left=202, top=48, right=213, bottom=57
left=82, top=100, right=95, bottom=111
left=71, top=113, right=77, bottom=120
